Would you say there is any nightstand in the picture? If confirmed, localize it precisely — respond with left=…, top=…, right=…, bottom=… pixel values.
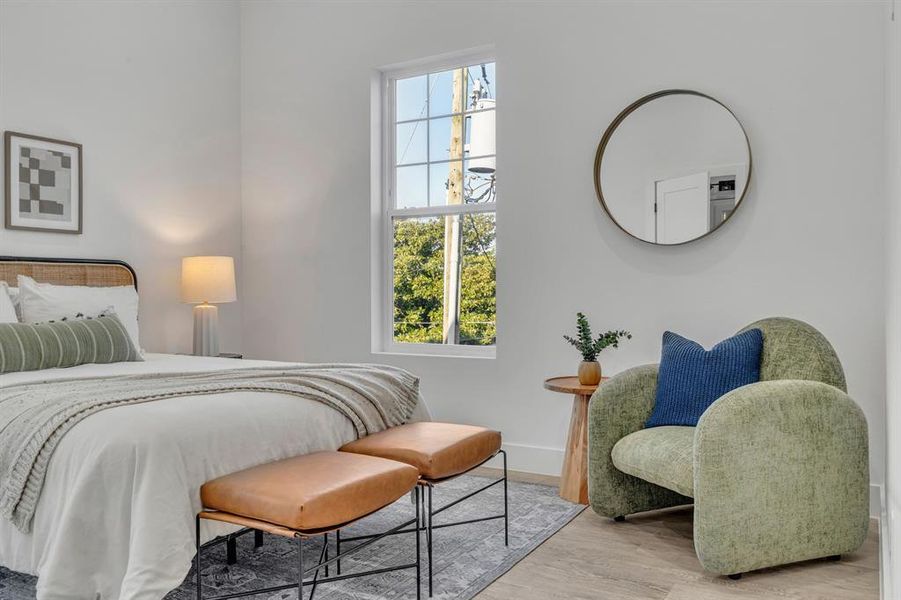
left=544, top=375, right=609, bottom=504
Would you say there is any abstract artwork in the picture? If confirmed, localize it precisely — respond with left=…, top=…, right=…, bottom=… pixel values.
left=5, top=131, right=82, bottom=233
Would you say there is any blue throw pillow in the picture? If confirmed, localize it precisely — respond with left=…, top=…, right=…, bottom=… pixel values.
left=645, top=329, right=763, bottom=428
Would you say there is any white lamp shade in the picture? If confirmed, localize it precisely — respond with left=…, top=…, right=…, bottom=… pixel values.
left=181, top=256, right=237, bottom=304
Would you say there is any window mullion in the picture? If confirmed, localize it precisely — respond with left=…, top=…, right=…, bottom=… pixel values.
left=385, top=76, right=397, bottom=350
left=395, top=106, right=494, bottom=125
left=388, top=203, right=495, bottom=219
left=395, top=153, right=495, bottom=169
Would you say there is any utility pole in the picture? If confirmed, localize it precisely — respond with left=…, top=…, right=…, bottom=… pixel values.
left=442, top=67, right=466, bottom=344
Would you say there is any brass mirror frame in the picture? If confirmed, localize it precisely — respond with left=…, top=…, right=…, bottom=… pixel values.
left=593, top=89, right=753, bottom=246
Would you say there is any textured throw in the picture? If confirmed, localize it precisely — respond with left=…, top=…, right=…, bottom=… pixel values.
left=645, top=329, right=762, bottom=427
left=0, top=313, right=141, bottom=374
left=0, top=364, right=419, bottom=533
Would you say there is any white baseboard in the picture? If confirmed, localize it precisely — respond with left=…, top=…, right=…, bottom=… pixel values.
left=490, top=442, right=564, bottom=476
left=879, top=484, right=889, bottom=600
left=873, top=483, right=884, bottom=519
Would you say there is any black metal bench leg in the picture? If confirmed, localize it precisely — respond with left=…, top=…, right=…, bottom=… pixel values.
left=226, top=535, right=237, bottom=565
left=308, top=534, right=327, bottom=600
left=254, top=530, right=264, bottom=548
left=297, top=535, right=305, bottom=600
left=336, top=529, right=341, bottom=575
left=324, top=533, right=329, bottom=578
left=195, top=515, right=202, bottom=600
left=415, top=485, right=421, bottom=600
left=427, top=484, right=433, bottom=598
left=501, top=449, right=509, bottom=547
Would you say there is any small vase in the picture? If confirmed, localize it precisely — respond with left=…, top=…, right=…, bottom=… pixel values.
left=578, top=361, right=602, bottom=386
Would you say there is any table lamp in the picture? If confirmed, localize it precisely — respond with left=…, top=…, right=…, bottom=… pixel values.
left=181, top=256, right=236, bottom=356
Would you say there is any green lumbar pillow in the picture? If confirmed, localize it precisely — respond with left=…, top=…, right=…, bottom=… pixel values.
left=0, top=311, right=142, bottom=374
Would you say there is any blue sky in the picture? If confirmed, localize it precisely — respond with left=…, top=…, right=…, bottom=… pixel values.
left=395, top=62, right=496, bottom=121
left=395, top=63, right=496, bottom=209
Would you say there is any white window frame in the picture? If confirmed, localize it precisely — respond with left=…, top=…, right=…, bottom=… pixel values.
left=371, top=47, right=496, bottom=359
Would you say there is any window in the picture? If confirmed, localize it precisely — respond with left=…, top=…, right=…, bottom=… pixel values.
left=376, top=54, right=496, bottom=357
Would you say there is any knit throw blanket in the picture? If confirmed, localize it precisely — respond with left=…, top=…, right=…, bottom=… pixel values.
left=0, top=364, right=419, bottom=533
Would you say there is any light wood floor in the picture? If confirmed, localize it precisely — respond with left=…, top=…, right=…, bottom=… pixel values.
left=474, top=469, right=880, bottom=600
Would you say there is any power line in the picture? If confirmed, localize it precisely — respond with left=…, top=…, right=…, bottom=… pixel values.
left=398, top=74, right=441, bottom=163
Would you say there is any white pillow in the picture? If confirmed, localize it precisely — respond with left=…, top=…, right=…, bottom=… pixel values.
left=17, top=275, right=141, bottom=350
left=0, top=282, right=18, bottom=323
left=5, top=285, right=21, bottom=320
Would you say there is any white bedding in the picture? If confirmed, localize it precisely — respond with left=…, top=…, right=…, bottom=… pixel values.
left=0, top=353, right=429, bottom=600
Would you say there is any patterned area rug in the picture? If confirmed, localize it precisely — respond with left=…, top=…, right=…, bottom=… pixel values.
left=0, top=475, right=583, bottom=599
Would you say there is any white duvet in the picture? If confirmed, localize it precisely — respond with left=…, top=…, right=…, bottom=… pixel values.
left=0, top=354, right=429, bottom=600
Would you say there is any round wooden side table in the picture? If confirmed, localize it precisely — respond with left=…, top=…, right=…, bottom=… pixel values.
left=544, top=375, right=609, bottom=504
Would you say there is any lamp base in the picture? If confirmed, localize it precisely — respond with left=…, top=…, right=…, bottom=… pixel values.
left=193, top=303, right=220, bottom=357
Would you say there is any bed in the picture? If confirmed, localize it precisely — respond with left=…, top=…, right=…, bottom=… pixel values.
left=0, top=257, right=429, bottom=600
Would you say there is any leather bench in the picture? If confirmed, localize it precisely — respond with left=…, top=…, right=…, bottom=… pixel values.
left=195, top=451, right=421, bottom=600
left=340, top=422, right=506, bottom=597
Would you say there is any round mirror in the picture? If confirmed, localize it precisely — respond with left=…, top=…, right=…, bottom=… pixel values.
left=594, top=90, right=751, bottom=245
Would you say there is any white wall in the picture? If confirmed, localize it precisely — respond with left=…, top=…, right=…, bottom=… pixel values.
left=0, top=0, right=885, bottom=520
left=0, top=0, right=244, bottom=353
left=883, top=0, right=899, bottom=595
left=240, top=0, right=887, bottom=493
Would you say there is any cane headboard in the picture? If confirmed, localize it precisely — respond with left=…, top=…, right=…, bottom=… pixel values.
left=0, top=256, right=137, bottom=290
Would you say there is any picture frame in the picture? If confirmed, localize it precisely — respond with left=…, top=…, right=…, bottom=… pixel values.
left=4, top=131, right=82, bottom=234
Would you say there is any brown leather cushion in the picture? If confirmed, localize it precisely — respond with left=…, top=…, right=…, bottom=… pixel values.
left=200, top=451, right=418, bottom=532
left=339, top=422, right=502, bottom=481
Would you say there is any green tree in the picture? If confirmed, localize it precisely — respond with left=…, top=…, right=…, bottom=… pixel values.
left=393, top=214, right=496, bottom=345
left=458, top=214, right=496, bottom=345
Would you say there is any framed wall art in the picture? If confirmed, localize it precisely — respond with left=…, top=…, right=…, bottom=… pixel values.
left=4, top=131, right=82, bottom=233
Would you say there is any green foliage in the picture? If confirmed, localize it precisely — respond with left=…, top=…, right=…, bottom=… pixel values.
left=392, top=214, right=496, bottom=346
left=563, top=312, right=631, bottom=362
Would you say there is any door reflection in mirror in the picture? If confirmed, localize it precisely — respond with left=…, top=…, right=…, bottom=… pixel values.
left=595, top=90, right=751, bottom=245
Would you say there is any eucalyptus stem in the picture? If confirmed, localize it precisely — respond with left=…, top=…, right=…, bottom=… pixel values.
left=563, top=312, right=631, bottom=362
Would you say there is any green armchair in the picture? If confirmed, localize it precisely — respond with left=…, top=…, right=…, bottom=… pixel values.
left=587, top=317, right=869, bottom=577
